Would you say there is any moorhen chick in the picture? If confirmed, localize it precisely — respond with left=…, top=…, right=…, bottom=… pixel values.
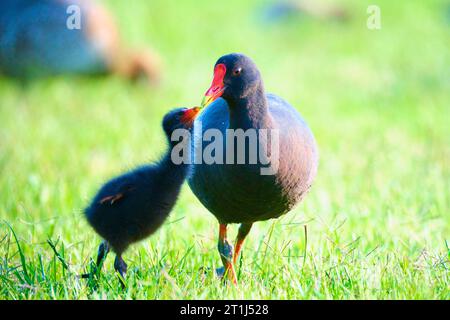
left=0, top=0, right=160, bottom=82
left=84, top=106, right=200, bottom=286
left=188, top=53, right=318, bottom=283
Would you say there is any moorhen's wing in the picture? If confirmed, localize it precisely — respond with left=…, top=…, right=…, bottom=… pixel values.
left=98, top=183, right=136, bottom=205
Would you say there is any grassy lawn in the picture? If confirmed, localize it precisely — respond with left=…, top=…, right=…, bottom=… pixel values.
left=0, top=0, right=448, bottom=299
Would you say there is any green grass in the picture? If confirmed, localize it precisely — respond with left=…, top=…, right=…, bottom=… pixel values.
left=0, top=0, right=449, bottom=299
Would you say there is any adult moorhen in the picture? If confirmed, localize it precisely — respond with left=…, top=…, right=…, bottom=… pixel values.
left=188, top=53, right=318, bottom=284
left=84, top=106, right=200, bottom=287
left=0, top=0, right=160, bottom=82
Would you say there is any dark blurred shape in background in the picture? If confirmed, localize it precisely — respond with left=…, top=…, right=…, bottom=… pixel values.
left=0, top=0, right=161, bottom=84
left=259, top=0, right=349, bottom=24
left=446, top=2, right=450, bottom=24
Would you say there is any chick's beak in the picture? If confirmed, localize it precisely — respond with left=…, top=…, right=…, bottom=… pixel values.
left=201, top=64, right=226, bottom=107
left=180, top=106, right=201, bottom=127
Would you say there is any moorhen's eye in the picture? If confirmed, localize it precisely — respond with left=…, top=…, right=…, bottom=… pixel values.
left=233, top=67, right=242, bottom=76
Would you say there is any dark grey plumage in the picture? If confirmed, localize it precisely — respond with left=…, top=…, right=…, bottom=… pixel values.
left=84, top=107, right=199, bottom=284
left=189, top=54, right=318, bottom=224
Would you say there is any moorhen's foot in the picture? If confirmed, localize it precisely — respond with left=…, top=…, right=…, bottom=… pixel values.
left=216, top=265, right=237, bottom=285
left=217, top=225, right=238, bottom=285
left=80, top=265, right=99, bottom=279
left=79, top=262, right=102, bottom=290
left=219, top=241, right=237, bottom=285
left=96, top=241, right=110, bottom=266
left=80, top=265, right=101, bottom=280
left=198, top=266, right=228, bottom=282
left=219, top=239, right=234, bottom=264
left=215, top=266, right=225, bottom=278
left=114, top=256, right=128, bottom=288
left=81, top=241, right=111, bottom=280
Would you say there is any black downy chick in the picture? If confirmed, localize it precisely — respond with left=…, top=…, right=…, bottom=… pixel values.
left=84, top=107, right=200, bottom=286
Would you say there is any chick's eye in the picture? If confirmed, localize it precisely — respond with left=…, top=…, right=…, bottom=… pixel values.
left=233, top=68, right=242, bottom=76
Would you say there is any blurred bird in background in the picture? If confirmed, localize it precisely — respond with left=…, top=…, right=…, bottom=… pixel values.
left=259, top=0, right=349, bottom=24
left=0, top=0, right=161, bottom=83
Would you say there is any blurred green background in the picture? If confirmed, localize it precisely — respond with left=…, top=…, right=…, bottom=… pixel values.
left=0, top=0, right=449, bottom=299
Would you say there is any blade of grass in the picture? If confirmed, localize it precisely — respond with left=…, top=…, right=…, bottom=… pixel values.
left=4, top=221, right=32, bottom=285
left=47, top=238, right=69, bottom=270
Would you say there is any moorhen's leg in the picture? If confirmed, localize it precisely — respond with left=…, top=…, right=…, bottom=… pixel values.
left=233, top=223, right=253, bottom=265
left=81, top=241, right=110, bottom=279
left=96, top=241, right=110, bottom=268
left=114, top=255, right=128, bottom=288
left=218, top=224, right=237, bottom=284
